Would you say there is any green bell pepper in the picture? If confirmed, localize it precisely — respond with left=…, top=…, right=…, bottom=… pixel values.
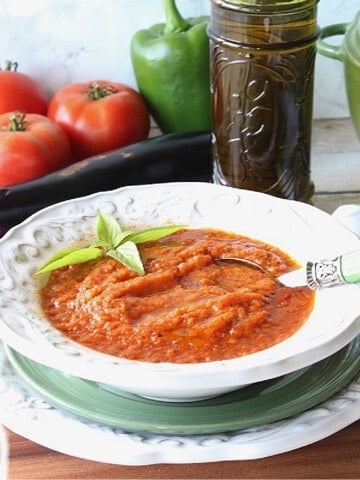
left=130, top=0, right=211, bottom=134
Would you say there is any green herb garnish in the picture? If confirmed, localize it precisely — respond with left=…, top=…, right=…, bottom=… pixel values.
left=36, top=212, right=184, bottom=276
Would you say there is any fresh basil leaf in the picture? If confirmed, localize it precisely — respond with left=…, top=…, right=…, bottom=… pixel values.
left=92, top=235, right=130, bottom=250
left=36, top=247, right=82, bottom=272
left=36, top=213, right=187, bottom=277
left=126, top=225, right=184, bottom=245
left=96, top=212, right=125, bottom=248
left=107, top=241, right=145, bottom=275
left=36, top=246, right=102, bottom=274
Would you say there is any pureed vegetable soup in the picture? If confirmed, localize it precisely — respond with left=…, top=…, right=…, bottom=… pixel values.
left=40, top=228, right=315, bottom=363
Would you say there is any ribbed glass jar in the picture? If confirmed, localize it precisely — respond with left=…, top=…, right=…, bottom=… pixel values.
left=209, top=0, right=319, bottom=201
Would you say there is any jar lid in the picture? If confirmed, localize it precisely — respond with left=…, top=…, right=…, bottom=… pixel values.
left=214, top=0, right=319, bottom=13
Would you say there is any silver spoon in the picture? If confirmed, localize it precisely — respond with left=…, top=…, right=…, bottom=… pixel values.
left=215, top=251, right=360, bottom=290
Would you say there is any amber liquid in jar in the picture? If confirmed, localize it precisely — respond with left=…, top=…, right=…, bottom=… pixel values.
left=209, top=0, right=319, bottom=201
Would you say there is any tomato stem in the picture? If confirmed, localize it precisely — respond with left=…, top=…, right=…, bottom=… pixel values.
left=2, top=60, right=18, bottom=72
left=8, top=112, right=27, bottom=132
left=88, top=82, right=117, bottom=101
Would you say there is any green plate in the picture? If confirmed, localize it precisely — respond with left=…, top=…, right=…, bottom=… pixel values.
left=5, top=337, right=360, bottom=435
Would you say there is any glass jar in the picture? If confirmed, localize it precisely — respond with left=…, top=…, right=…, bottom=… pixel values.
left=209, top=0, right=319, bottom=201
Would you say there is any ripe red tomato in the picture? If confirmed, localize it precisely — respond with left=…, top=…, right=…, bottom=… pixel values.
left=0, top=61, right=48, bottom=115
left=0, top=112, right=72, bottom=186
left=47, top=80, right=151, bottom=160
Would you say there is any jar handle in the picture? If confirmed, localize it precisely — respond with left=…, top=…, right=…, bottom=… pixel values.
left=317, top=23, right=348, bottom=61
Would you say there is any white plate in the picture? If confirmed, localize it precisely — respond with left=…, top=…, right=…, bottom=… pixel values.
left=0, top=182, right=359, bottom=401
left=0, top=341, right=359, bottom=465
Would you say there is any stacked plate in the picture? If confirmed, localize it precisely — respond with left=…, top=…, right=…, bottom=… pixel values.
left=0, top=184, right=359, bottom=464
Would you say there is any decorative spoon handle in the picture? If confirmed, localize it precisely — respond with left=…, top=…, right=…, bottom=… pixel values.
left=307, top=251, right=360, bottom=289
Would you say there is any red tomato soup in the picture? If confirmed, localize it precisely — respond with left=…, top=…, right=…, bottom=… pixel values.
left=40, top=228, right=315, bottom=363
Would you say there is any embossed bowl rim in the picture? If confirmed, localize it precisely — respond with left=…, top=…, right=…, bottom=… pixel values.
left=0, top=182, right=359, bottom=401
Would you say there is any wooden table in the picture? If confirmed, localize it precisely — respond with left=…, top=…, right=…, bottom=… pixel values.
left=3, top=118, right=360, bottom=480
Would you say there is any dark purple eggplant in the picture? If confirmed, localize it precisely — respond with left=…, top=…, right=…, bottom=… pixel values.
left=0, top=131, right=212, bottom=235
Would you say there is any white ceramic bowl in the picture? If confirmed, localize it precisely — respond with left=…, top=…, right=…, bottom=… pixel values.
left=0, top=182, right=359, bottom=402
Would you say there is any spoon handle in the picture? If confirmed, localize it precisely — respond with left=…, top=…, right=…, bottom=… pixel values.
left=307, top=251, right=360, bottom=289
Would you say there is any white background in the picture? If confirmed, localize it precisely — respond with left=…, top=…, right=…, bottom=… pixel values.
left=0, top=0, right=359, bottom=119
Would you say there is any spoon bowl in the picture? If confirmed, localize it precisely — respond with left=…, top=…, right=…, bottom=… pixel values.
left=216, top=251, right=360, bottom=289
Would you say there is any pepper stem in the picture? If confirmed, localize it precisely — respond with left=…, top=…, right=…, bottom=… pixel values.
left=163, top=0, right=190, bottom=34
